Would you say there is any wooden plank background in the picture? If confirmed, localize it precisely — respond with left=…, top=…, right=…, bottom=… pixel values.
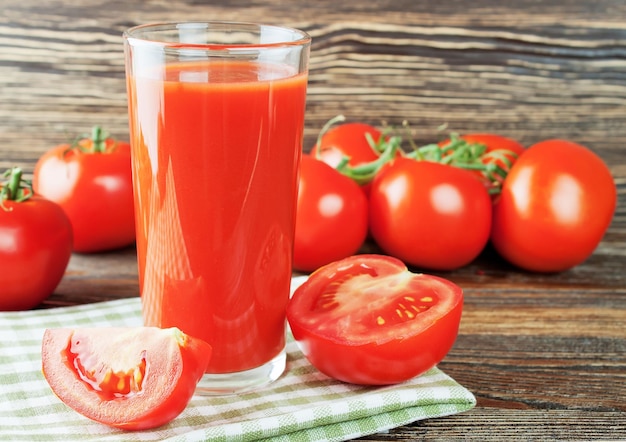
left=2, top=1, right=626, bottom=440
left=3, top=1, right=626, bottom=157
left=3, top=0, right=623, bottom=243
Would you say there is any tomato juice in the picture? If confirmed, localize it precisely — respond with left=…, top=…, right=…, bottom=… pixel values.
left=127, top=60, right=307, bottom=374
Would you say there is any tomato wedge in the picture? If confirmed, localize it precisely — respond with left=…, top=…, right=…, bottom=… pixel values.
left=42, top=327, right=211, bottom=430
left=286, top=255, right=463, bottom=385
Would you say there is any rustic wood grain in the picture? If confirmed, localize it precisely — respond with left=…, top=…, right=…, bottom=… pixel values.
left=3, top=0, right=626, bottom=440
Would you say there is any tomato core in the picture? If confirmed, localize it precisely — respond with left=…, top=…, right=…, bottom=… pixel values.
left=66, top=332, right=147, bottom=400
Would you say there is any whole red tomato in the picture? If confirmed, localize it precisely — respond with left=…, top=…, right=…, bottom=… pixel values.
left=0, top=168, right=73, bottom=310
left=294, top=156, right=369, bottom=272
left=369, top=158, right=492, bottom=270
left=287, top=254, right=463, bottom=385
left=310, top=118, right=384, bottom=169
left=491, top=139, right=616, bottom=272
left=42, top=326, right=211, bottom=430
left=33, top=127, right=135, bottom=253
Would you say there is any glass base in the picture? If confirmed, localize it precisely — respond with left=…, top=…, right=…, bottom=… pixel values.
left=195, top=348, right=286, bottom=395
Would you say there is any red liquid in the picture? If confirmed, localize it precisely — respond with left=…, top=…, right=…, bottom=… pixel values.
left=127, top=61, right=307, bottom=373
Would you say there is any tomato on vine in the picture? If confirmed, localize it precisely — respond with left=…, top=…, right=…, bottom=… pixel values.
left=439, top=133, right=525, bottom=194
left=33, top=127, right=135, bottom=253
left=456, top=133, right=525, bottom=160
left=405, top=131, right=524, bottom=195
left=310, top=115, right=402, bottom=193
left=310, top=115, right=385, bottom=169
left=0, top=167, right=73, bottom=310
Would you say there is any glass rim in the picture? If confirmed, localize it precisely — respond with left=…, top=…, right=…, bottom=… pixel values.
left=123, top=21, right=311, bottom=50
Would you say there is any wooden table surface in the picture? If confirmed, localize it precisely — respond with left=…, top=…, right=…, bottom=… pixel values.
left=2, top=0, right=626, bottom=440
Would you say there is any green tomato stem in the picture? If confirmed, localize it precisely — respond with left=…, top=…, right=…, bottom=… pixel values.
left=1, top=167, right=33, bottom=209
left=91, top=126, right=108, bottom=153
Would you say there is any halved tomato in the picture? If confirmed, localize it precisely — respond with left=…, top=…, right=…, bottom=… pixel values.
left=42, top=327, right=211, bottom=430
left=286, top=255, right=463, bottom=385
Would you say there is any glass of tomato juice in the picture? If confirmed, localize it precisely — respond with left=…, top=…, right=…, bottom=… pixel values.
left=123, top=22, right=310, bottom=394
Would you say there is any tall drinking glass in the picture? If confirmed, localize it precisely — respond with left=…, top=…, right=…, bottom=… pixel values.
left=123, top=22, right=310, bottom=394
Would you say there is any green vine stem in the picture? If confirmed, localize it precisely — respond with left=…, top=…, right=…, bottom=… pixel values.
left=312, top=116, right=519, bottom=193
left=312, top=114, right=346, bottom=159
left=336, top=135, right=402, bottom=186
left=312, top=115, right=402, bottom=186
left=405, top=133, right=518, bottom=194
left=313, top=115, right=395, bottom=160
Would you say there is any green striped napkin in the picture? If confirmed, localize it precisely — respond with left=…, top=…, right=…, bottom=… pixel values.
left=0, top=276, right=475, bottom=442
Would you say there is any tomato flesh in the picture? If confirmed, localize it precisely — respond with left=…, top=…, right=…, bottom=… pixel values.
left=287, top=255, right=463, bottom=385
left=67, top=335, right=147, bottom=399
left=42, top=327, right=211, bottom=430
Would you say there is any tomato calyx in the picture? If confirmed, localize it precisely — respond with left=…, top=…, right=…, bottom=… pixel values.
left=67, top=126, right=119, bottom=155
left=0, top=167, right=33, bottom=210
